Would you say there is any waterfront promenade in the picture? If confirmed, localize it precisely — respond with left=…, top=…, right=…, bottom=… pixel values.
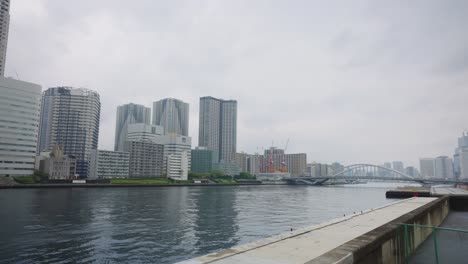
left=179, top=197, right=437, bottom=264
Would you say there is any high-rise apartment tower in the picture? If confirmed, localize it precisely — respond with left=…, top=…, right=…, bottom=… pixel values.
left=114, top=103, right=150, bottom=151
left=419, top=158, right=435, bottom=178
left=38, top=87, right=101, bottom=177
left=198, top=96, right=237, bottom=162
left=153, top=98, right=189, bottom=136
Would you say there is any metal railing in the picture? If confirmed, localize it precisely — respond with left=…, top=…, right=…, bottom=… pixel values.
left=397, top=223, right=468, bottom=264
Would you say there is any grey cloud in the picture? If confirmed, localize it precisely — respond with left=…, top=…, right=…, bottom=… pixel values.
left=6, top=0, right=468, bottom=167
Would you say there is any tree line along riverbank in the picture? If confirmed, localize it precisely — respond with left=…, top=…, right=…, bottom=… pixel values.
left=1, top=171, right=262, bottom=188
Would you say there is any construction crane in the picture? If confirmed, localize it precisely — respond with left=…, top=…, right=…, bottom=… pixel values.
left=279, top=138, right=289, bottom=173
left=268, top=141, right=275, bottom=173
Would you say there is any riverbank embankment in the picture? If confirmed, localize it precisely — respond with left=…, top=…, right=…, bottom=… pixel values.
left=177, top=197, right=440, bottom=264
left=0, top=182, right=270, bottom=189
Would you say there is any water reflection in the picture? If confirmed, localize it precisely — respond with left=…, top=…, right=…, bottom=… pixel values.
left=0, top=185, right=391, bottom=264
left=193, top=187, right=239, bottom=256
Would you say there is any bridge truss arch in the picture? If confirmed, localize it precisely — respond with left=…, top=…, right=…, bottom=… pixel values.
left=332, top=164, right=414, bottom=180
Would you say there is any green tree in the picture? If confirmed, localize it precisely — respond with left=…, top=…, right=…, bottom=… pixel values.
left=33, top=170, right=49, bottom=183
left=210, top=169, right=225, bottom=178
left=189, top=171, right=211, bottom=179
left=238, top=171, right=253, bottom=179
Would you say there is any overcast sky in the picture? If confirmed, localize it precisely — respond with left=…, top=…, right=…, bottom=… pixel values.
left=6, top=0, right=468, bottom=167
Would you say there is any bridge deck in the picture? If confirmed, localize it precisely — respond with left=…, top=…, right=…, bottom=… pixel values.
left=178, top=197, right=437, bottom=264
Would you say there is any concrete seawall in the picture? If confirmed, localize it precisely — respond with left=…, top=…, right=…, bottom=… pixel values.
left=177, top=197, right=441, bottom=264
left=310, top=196, right=449, bottom=263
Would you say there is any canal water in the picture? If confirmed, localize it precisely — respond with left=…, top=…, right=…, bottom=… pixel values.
left=0, top=185, right=395, bottom=263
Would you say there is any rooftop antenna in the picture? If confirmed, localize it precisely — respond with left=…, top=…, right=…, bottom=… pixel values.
left=15, top=70, right=19, bottom=80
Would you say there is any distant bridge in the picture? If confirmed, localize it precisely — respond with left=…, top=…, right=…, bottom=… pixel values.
left=287, top=164, right=468, bottom=185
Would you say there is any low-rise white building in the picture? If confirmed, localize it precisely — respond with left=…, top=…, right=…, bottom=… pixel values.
left=167, top=151, right=189, bottom=180
left=127, top=123, right=191, bottom=179
left=89, top=149, right=129, bottom=179
left=36, top=144, right=76, bottom=180
left=256, top=172, right=291, bottom=181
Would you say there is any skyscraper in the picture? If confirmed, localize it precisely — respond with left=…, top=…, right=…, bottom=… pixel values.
left=153, top=98, right=189, bottom=136
left=114, top=103, right=150, bottom=151
left=383, top=162, right=392, bottom=169
left=405, top=166, right=419, bottom=177
left=198, top=96, right=237, bottom=162
left=392, top=161, right=404, bottom=173
left=38, top=87, right=101, bottom=177
left=0, top=0, right=10, bottom=76
left=0, top=77, right=41, bottom=176
left=434, top=156, right=454, bottom=179
left=454, top=132, right=468, bottom=178
left=460, top=151, right=468, bottom=180
left=419, top=158, right=435, bottom=178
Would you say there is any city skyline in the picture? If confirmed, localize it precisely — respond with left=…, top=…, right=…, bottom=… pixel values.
left=5, top=1, right=468, bottom=167
left=2, top=1, right=468, bottom=262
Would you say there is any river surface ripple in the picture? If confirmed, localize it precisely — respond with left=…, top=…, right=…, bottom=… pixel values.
left=0, top=185, right=394, bottom=263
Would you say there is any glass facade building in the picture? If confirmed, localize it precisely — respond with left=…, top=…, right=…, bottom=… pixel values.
left=38, top=87, right=101, bottom=178
left=153, top=98, right=189, bottom=136
left=0, top=77, right=41, bottom=176
left=191, top=147, right=216, bottom=173
left=114, top=103, right=150, bottom=151
left=454, top=132, right=468, bottom=178
left=198, top=96, right=237, bottom=162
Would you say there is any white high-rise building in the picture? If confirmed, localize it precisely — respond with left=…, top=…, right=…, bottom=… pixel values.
left=454, top=132, right=468, bottom=178
left=153, top=98, right=189, bottom=136
left=434, top=156, right=454, bottom=179
left=167, top=151, right=189, bottom=180
left=419, top=158, right=435, bottom=178
left=38, top=87, right=101, bottom=177
left=0, top=0, right=10, bottom=76
left=198, top=96, right=237, bottom=162
left=114, top=103, right=150, bottom=151
left=405, top=166, right=419, bottom=177
left=0, top=77, right=41, bottom=176
left=392, top=161, right=404, bottom=173
left=126, top=123, right=164, bottom=143
left=460, top=151, right=468, bottom=180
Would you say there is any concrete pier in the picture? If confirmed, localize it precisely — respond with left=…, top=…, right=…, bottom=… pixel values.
left=178, top=197, right=437, bottom=264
